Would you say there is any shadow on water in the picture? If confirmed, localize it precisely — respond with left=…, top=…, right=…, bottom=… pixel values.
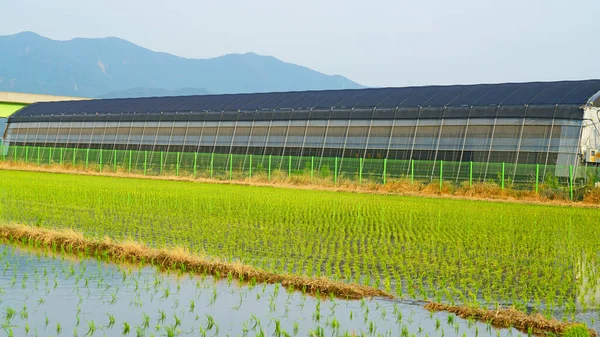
left=0, top=244, right=531, bottom=337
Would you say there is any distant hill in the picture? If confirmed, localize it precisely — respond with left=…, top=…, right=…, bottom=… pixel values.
left=0, top=32, right=363, bottom=98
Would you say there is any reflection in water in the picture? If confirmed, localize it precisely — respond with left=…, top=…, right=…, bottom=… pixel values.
left=0, top=244, right=546, bottom=336
left=578, top=251, right=600, bottom=308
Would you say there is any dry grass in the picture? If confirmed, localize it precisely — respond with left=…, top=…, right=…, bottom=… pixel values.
left=425, top=302, right=597, bottom=337
left=583, top=187, right=600, bottom=204
left=0, top=223, right=392, bottom=300
left=1, top=162, right=599, bottom=209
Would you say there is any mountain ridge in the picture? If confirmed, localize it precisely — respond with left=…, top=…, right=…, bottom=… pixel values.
left=0, top=32, right=363, bottom=98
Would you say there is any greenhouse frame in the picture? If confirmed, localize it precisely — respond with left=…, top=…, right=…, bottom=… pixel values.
left=3, top=80, right=600, bottom=186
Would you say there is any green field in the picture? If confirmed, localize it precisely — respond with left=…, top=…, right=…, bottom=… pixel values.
left=0, top=170, right=598, bottom=319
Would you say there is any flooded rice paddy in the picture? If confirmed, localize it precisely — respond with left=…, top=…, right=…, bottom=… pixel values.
left=0, top=244, right=533, bottom=337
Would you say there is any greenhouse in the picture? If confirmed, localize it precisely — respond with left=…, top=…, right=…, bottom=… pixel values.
left=3, top=80, right=600, bottom=185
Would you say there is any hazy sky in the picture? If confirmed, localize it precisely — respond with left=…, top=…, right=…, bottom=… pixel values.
left=1, top=0, right=599, bottom=87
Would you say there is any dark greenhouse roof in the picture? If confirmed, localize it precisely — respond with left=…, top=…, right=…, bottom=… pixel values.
left=9, top=80, right=600, bottom=122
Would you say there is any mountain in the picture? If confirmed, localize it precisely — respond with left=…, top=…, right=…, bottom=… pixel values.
left=0, top=32, right=363, bottom=98
left=100, top=87, right=210, bottom=99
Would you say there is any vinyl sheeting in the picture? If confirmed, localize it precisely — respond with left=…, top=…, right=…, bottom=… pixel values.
left=9, top=80, right=600, bottom=123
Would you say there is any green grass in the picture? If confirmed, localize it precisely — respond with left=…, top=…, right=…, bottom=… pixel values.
left=0, top=170, right=598, bottom=318
left=563, top=325, right=592, bottom=337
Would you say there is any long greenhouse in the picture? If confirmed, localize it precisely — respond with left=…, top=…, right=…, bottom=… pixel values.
left=3, top=80, right=600, bottom=184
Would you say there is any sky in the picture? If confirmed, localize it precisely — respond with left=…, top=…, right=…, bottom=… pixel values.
left=1, top=0, right=599, bottom=88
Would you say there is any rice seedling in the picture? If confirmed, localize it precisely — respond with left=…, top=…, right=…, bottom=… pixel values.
left=122, top=321, right=130, bottom=335
left=157, top=310, right=166, bottom=325
left=85, top=320, right=96, bottom=336
left=141, top=313, right=150, bottom=330
left=204, top=314, right=215, bottom=331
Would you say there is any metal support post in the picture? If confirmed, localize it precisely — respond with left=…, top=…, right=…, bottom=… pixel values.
left=210, top=152, right=214, bottom=178
left=383, top=158, right=387, bottom=185
left=535, top=163, right=539, bottom=193
left=440, top=160, right=443, bottom=191
left=570, top=165, right=574, bottom=201
left=249, top=154, right=252, bottom=178
left=268, top=155, right=272, bottom=180
left=144, top=151, right=147, bottom=175
left=501, top=162, right=505, bottom=190
left=334, top=157, right=338, bottom=185
left=193, top=152, right=197, bottom=178
left=359, top=157, right=363, bottom=184
left=411, top=159, right=414, bottom=184
left=176, top=151, right=180, bottom=176
left=469, top=161, right=473, bottom=187
left=160, top=151, right=163, bottom=175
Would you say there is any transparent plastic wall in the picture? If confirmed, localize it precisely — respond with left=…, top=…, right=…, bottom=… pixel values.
left=0, top=118, right=6, bottom=144
left=4, top=116, right=586, bottom=184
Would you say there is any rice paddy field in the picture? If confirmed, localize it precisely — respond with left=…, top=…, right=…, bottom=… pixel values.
left=0, top=169, right=599, bottom=336
left=0, top=243, right=525, bottom=337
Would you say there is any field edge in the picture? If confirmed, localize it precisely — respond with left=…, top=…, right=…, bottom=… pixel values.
left=0, top=222, right=393, bottom=300
left=425, top=302, right=597, bottom=337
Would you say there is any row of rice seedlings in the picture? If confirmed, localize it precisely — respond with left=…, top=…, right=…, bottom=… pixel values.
left=0, top=170, right=599, bottom=324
